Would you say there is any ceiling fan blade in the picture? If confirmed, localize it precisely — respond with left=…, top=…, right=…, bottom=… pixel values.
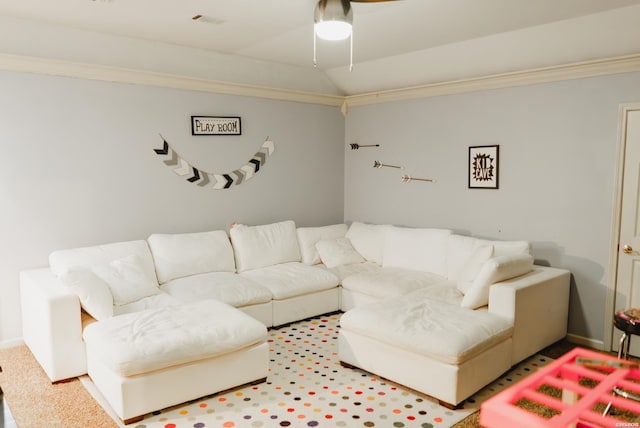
left=350, top=0, right=400, bottom=2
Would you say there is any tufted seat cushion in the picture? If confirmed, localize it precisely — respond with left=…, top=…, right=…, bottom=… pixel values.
left=241, top=262, right=339, bottom=300
left=160, top=271, right=272, bottom=307
left=341, top=267, right=459, bottom=303
left=340, top=293, right=513, bottom=365
left=83, top=300, right=267, bottom=377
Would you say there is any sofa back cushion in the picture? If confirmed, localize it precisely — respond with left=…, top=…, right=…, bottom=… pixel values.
left=456, top=245, right=495, bottom=294
left=345, top=222, right=391, bottom=265
left=447, top=235, right=531, bottom=280
left=50, top=240, right=161, bottom=308
left=147, top=230, right=236, bottom=284
left=460, top=254, right=534, bottom=309
left=484, top=239, right=530, bottom=258
left=382, top=227, right=452, bottom=276
left=59, top=269, right=114, bottom=320
left=296, top=224, right=348, bottom=265
left=91, top=254, right=162, bottom=306
left=230, top=220, right=301, bottom=272
left=447, top=235, right=487, bottom=281
left=315, top=237, right=365, bottom=268
left=50, top=240, right=157, bottom=282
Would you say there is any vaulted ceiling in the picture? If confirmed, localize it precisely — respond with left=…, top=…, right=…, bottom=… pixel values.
left=1, top=0, right=640, bottom=96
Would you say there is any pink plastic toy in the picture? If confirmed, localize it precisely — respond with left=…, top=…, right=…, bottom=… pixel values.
left=480, top=347, right=640, bottom=427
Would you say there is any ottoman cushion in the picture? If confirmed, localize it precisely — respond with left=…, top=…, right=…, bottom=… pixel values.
left=340, top=293, right=513, bottom=365
left=83, top=300, right=267, bottom=377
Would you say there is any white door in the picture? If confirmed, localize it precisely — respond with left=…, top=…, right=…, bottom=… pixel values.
left=612, top=107, right=640, bottom=356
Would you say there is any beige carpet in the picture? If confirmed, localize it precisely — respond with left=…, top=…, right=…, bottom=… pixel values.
left=0, top=345, right=116, bottom=428
left=452, top=411, right=479, bottom=427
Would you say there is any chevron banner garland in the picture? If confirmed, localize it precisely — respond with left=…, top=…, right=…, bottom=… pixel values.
left=154, top=136, right=275, bottom=189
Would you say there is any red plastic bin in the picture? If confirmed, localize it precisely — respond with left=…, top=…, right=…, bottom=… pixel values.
left=480, top=347, right=640, bottom=428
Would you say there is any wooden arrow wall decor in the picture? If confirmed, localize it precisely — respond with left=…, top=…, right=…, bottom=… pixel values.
left=154, top=135, right=275, bottom=189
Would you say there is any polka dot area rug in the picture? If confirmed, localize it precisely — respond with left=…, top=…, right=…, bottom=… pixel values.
left=85, top=314, right=550, bottom=428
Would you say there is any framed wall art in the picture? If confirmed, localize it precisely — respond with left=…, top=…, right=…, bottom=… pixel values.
left=469, top=145, right=499, bottom=189
left=191, top=116, right=241, bottom=135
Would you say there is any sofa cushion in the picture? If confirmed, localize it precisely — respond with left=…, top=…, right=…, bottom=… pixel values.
left=320, top=262, right=382, bottom=284
left=83, top=300, right=267, bottom=377
left=456, top=245, right=494, bottom=294
left=383, top=227, right=452, bottom=276
left=113, top=292, right=180, bottom=317
left=50, top=241, right=160, bottom=307
left=408, top=285, right=465, bottom=306
left=447, top=235, right=530, bottom=280
left=340, top=296, right=513, bottom=365
left=161, top=272, right=272, bottom=308
left=297, top=224, right=348, bottom=265
left=59, top=269, right=114, bottom=320
left=49, top=240, right=157, bottom=283
left=323, top=261, right=383, bottom=283
left=147, top=230, right=236, bottom=284
left=487, top=240, right=530, bottom=257
left=345, top=222, right=391, bottom=265
left=316, top=238, right=365, bottom=268
left=342, top=267, right=459, bottom=303
left=241, top=262, right=339, bottom=300
left=230, top=220, right=301, bottom=272
left=91, top=254, right=162, bottom=306
left=447, top=235, right=488, bottom=281
left=460, top=254, right=535, bottom=309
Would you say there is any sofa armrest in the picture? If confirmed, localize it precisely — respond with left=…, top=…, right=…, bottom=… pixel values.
left=488, top=266, right=570, bottom=364
left=20, top=268, right=87, bottom=382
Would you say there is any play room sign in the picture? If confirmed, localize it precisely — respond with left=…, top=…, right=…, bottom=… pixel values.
left=191, top=116, right=242, bottom=135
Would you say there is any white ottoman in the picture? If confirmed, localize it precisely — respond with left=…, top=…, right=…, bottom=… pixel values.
left=339, top=295, right=514, bottom=407
left=83, top=299, right=269, bottom=424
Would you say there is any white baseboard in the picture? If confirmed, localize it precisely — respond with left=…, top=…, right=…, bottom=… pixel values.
left=566, top=333, right=605, bottom=351
left=0, top=338, right=24, bottom=350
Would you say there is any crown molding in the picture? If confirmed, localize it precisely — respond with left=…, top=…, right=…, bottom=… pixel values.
left=0, top=53, right=345, bottom=107
left=344, top=53, right=640, bottom=108
left=1, top=52, right=639, bottom=109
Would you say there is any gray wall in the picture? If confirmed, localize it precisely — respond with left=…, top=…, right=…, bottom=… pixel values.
left=0, top=70, right=345, bottom=341
left=344, top=72, right=640, bottom=344
left=4, top=67, right=640, bottom=346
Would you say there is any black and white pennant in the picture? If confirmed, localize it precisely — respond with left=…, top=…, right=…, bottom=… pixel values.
left=154, top=136, right=275, bottom=189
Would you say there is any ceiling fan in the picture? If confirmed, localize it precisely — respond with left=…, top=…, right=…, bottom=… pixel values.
left=313, top=0, right=400, bottom=70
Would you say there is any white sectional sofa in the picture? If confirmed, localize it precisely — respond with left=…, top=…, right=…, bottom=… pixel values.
left=19, top=220, right=570, bottom=421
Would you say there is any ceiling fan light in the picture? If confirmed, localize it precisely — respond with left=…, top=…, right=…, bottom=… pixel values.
left=315, top=21, right=352, bottom=41
left=314, top=0, right=353, bottom=41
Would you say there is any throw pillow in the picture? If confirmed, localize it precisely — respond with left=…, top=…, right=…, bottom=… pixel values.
left=460, top=254, right=534, bottom=309
left=93, top=254, right=161, bottom=306
left=297, top=224, right=348, bottom=265
left=474, top=238, right=531, bottom=257
left=345, top=222, right=391, bottom=265
left=316, top=238, right=365, bottom=268
left=456, top=245, right=494, bottom=294
left=59, top=269, right=114, bottom=321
